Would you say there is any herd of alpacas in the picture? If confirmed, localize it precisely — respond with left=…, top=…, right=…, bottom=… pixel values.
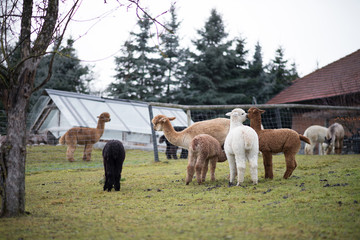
left=58, top=108, right=345, bottom=191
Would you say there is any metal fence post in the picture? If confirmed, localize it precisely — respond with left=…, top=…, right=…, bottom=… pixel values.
left=148, top=104, right=159, bottom=162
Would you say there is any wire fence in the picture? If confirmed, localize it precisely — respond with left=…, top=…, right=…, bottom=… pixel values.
left=0, top=104, right=359, bottom=167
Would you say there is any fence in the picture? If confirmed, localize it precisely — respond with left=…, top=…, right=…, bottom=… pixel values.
left=0, top=104, right=359, bottom=165
left=148, top=103, right=360, bottom=161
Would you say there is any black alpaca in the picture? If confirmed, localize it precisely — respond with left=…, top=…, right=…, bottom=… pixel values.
left=103, top=140, right=125, bottom=191
left=159, top=126, right=188, bottom=159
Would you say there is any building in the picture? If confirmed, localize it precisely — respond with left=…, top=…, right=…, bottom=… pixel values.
left=28, top=89, right=191, bottom=150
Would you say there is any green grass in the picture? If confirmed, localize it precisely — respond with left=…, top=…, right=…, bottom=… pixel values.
left=1, top=145, right=359, bottom=240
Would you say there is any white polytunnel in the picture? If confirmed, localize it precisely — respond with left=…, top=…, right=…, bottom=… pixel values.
left=28, top=89, right=192, bottom=149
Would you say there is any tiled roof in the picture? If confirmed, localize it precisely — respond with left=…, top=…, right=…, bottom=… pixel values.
left=267, top=49, right=360, bottom=104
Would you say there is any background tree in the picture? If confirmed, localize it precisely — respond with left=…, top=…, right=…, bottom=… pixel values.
left=109, top=15, right=166, bottom=101
left=183, top=9, right=237, bottom=105
left=268, top=46, right=299, bottom=96
left=159, top=5, right=185, bottom=103
left=30, top=38, right=94, bottom=109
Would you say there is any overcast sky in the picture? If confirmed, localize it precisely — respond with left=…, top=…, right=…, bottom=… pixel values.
left=67, top=0, right=360, bottom=92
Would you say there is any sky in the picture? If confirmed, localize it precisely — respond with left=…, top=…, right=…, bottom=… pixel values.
left=66, top=0, right=360, bottom=93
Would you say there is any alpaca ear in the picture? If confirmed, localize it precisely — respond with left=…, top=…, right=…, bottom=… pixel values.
left=168, top=117, right=176, bottom=121
left=260, top=110, right=265, bottom=114
left=225, top=112, right=231, bottom=117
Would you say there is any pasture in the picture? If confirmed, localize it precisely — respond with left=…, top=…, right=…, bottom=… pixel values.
left=0, top=145, right=359, bottom=239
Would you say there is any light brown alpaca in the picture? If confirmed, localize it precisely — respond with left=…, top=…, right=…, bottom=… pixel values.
left=323, top=123, right=344, bottom=155
left=59, top=112, right=111, bottom=162
left=247, top=107, right=310, bottom=179
left=186, top=134, right=227, bottom=185
left=152, top=115, right=230, bottom=150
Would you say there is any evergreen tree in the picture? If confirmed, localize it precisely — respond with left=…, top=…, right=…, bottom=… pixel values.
left=183, top=9, right=245, bottom=105
left=159, top=5, right=185, bottom=103
left=268, top=46, right=299, bottom=96
left=109, top=15, right=165, bottom=101
left=30, top=38, right=93, bottom=108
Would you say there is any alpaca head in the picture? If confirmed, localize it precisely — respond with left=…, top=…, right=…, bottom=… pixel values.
left=322, top=136, right=333, bottom=154
left=247, top=107, right=265, bottom=120
left=98, top=112, right=111, bottom=122
left=152, top=115, right=176, bottom=131
left=226, top=108, right=247, bottom=124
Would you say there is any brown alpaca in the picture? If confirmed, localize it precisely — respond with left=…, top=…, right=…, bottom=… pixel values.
left=59, top=112, right=111, bottom=162
left=247, top=107, right=310, bottom=179
left=186, top=134, right=227, bottom=185
left=152, top=115, right=230, bottom=150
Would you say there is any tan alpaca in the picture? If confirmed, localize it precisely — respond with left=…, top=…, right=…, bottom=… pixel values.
left=247, top=107, right=310, bottom=179
left=59, top=112, right=111, bottom=162
left=186, top=134, right=227, bottom=185
left=151, top=115, right=230, bottom=150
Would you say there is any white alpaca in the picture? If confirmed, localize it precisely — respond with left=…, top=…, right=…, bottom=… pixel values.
left=322, top=123, right=345, bottom=155
left=224, top=108, right=259, bottom=186
left=303, top=125, right=328, bottom=155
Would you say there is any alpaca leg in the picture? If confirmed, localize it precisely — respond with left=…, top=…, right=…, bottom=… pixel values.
left=283, top=152, right=297, bottom=179
left=201, top=159, right=209, bottom=183
left=186, top=153, right=196, bottom=185
left=235, top=156, right=246, bottom=186
left=83, top=144, right=93, bottom=161
left=262, top=152, right=273, bottom=179
left=114, top=173, right=121, bottom=191
left=335, top=139, right=343, bottom=154
left=248, top=151, right=258, bottom=185
left=66, top=145, right=76, bottom=162
left=195, top=159, right=204, bottom=184
left=227, top=154, right=236, bottom=186
left=209, top=157, right=217, bottom=181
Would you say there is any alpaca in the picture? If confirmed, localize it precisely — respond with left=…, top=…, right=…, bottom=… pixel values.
left=103, top=140, right=126, bottom=191
left=323, top=123, right=344, bottom=155
left=224, top=108, right=259, bottom=186
left=152, top=115, right=230, bottom=151
left=59, top=112, right=111, bottom=162
left=159, top=126, right=188, bottom=159
left=185, top=134, right=227, bottom=185
left=247, top=107, right=310, bottom=179
left=303, top=125, right=328, bottom=155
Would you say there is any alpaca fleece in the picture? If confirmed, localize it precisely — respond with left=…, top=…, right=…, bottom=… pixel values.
left=59, top=112, right=111, bottom=162
left=152, top=115, right=230, bottom=151
left=224, top=108, right=259, bottom=186
left=323, top=123, right=344, bottom=155
left=247, top=107, right=310, bottom=179
left=186, top=134, right=227, bottom=185
left=303, top=125, right=328, bottom=155
left=159, top=126, right=188, bottom=159
left=103, top=140, right=126, bottom=191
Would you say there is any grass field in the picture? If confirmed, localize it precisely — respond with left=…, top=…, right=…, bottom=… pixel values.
left=0, top=145, right=359, bottom=240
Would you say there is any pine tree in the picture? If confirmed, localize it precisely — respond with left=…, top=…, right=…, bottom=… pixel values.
left=268, top=46, right=299, bottom=95
left=183, top=9, right=242, bottom=105
left=30, top=38, right=93, bottom=108
left=109, top=15, right=165, bottom=101
left=159, top=5, right=185, bottom=103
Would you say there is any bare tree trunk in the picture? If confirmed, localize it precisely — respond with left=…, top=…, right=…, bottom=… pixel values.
left=1, top=61, right=37, bottom=216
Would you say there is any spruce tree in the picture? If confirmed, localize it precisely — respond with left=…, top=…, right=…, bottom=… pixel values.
left=109, top=15, right=165, bottom=101
left=159, top=5, right=185, bottom=103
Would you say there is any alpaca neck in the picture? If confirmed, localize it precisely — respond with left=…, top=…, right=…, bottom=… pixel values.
left=219, top=150, right=227, bottom=162
left=162, top=121, right=182, bottom=146
left=230, top=120, right=243, bottom=130
left=250, top=115, right=262, bottom=132
left=96, top=120, right=106, bottom=138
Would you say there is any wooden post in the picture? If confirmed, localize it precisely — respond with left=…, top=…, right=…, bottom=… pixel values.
left=186, top=109, right=192, bottom=127
left=148, top=104, right=159, bottom=162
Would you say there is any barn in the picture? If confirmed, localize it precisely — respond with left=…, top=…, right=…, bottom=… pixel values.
left=28, top=89, right=191, bottom=150
left=267, top=49, right=360, bottom=153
